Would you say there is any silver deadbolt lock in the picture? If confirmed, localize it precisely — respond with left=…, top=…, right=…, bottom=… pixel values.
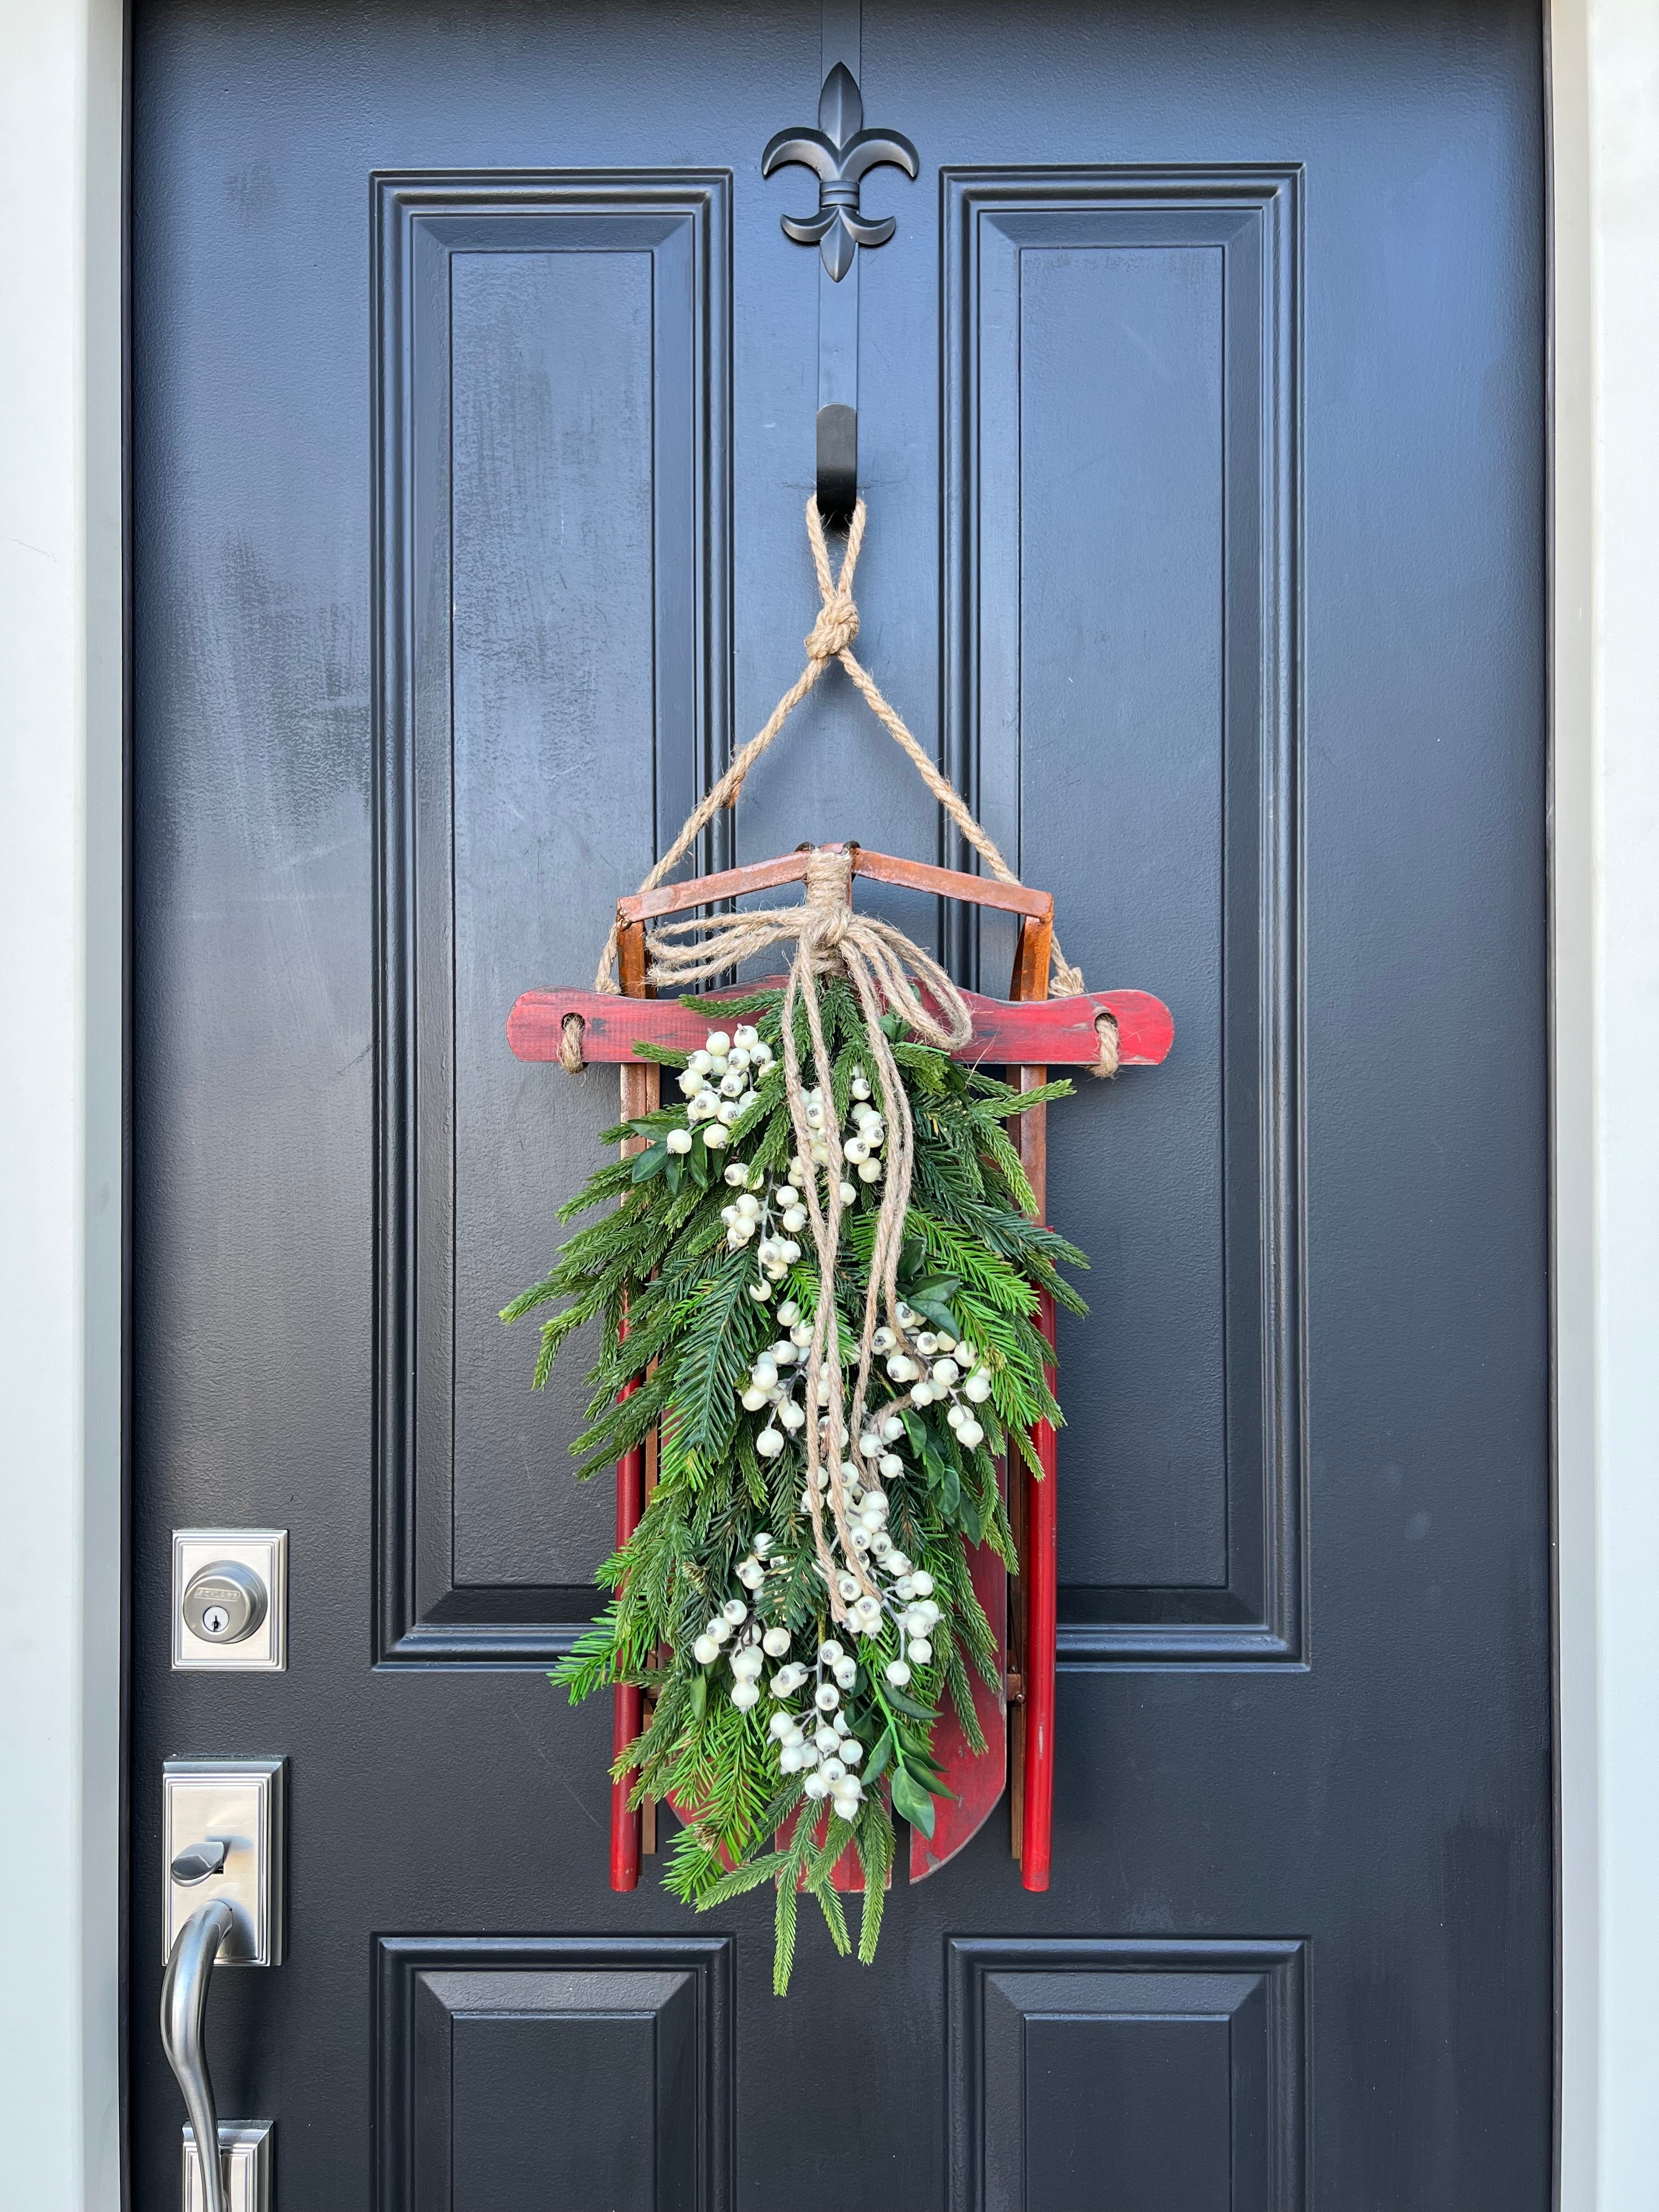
left=172, top=1531, right=286, bottom=1671
left=182, top=1561, right=268, bottom=1645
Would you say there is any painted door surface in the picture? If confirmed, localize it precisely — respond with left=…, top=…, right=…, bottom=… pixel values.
left=130, top=2, right=1550, bottom=2205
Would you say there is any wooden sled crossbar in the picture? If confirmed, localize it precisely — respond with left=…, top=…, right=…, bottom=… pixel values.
left=510, top=981, right=1172, bottom=1071
left=620, top=842, right=1056, bottom=925
left=506, top=846, right=1173, bottom=1895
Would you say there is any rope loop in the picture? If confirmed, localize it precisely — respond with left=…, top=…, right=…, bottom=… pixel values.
left=591, top=497, right=1087, bottom=1006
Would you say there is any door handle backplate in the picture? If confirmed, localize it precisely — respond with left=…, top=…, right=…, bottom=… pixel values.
left=182, top=2121, right=273, bottom=2212
left=162, top=1758, right=284, bottom=1965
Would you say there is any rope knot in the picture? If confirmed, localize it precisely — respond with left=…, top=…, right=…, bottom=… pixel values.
left=806, top=591, right=859, bottom=661
left=799, top=847, right=854, bottom=956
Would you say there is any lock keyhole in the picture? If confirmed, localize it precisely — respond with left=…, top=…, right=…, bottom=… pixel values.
left=181, top=1561, right=268, bottom=1647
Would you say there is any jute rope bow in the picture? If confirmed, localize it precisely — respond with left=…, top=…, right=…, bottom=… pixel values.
left=577, top=497, right=1116, bottom=1625
left=648, top=847, right=969, bottom=1621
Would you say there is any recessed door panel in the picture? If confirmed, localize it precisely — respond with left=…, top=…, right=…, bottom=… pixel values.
left=944, top=174, right=1302, bottom=1662
left=374, top=176, right=731, bottom=1659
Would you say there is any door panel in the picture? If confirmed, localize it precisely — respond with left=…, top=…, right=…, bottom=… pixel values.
left=377, top=1938, right=731, bottom=2211
left=131, top=2, right=1550, bottom=2206
left=950, top=1939, right=1307, bottom=2212
left=945, top=173, right=1301, bottom=1658
left=376, top=173, right=731, bottom=1658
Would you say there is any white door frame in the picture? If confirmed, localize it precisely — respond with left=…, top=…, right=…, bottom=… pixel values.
left=1, top=0, right=1651, bottom=2202
left=1546, top=4, right=1659, bottom=2202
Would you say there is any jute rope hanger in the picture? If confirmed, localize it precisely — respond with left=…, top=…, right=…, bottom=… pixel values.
left=577, top=496, right=1114, bottom=1629
left=592, top=494, right=1097, bottom=1015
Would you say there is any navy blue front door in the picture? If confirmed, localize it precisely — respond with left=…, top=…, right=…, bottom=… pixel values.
left=131, top=2, right=1551, bottom=2203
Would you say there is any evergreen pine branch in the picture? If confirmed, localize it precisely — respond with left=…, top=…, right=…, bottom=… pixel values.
left=569, top=1366, right=676, bottom=1480
left=696, top=1849, right=794, bottom=1906
left=853, top=1798, right=895, bottom=1962
left=663, top=1824, right=727, bottom=1905
left=772, top=1815, right=817, bottom=1994
left=804, top=1826, right=853, bottom=1957
left=552, top=1157, right=639, bottom=1221
left=976, top=1118, right=1039, bottom=1218
left=678, top=987, right=783, bottom=1018
left=940, top=1639, right=987, bottom=1748
left=665, top=1246, right=764, bottom=1466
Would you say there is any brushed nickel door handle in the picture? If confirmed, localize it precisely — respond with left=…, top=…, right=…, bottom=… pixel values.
left=160, top=1900, right=236, bottom=2212
left=160, top=1760, right=283, bottom=2208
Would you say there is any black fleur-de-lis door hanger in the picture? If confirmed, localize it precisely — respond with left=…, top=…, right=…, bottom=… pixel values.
left=762, top=61, right=919, bottom=281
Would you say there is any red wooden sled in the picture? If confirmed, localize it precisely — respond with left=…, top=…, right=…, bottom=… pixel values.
left=507, top=844, right=1172, bottom=1893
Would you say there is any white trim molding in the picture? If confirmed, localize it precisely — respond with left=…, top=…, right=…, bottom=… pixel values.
left=0, top=0, right=126, bottom=2204
left=1550, top=0, right=1659, bottom=2204
left=1547, top=3, right=1599, bottom=2197
left=0, top=1, right=1655, bottom=2205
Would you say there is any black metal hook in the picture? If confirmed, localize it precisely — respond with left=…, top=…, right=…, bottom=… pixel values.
left=816, top=402, right=857, bottom=523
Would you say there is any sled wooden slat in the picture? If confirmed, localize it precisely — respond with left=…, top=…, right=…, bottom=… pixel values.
left=508, top=982, right=1173, bottom=1070
left=915, top=906, right=1060, bottom=1884
left=610, top=919, right=656, bottom=1892
left=619, top=842, right=1054, bottom=926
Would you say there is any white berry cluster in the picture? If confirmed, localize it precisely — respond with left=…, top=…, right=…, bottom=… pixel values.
left=667, top=1025, right=775, bottom=1155
left=792, top=1063, right=886, bottom=1185
left=721, top=1065, right=891, bottom=1321
left=785, top=1387, right=943, bottom=1680
left=814, top=1464, right=941, bottom=1685
left=721, top=1178, right=805, bottom=1299
left=687, top=1545, right=866, bottom=1820
left=690, top=1531, right=792, bottom=1709
left=873, top=1301, right=994, bottom=1451
left=732, top=1286, right=941, bottom=1673
left=682, top=1035, right=960, bottom=1805
left=770, top=1639, right=868, bottom=1822
left=742, top=1299, right=819, bottom=1452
